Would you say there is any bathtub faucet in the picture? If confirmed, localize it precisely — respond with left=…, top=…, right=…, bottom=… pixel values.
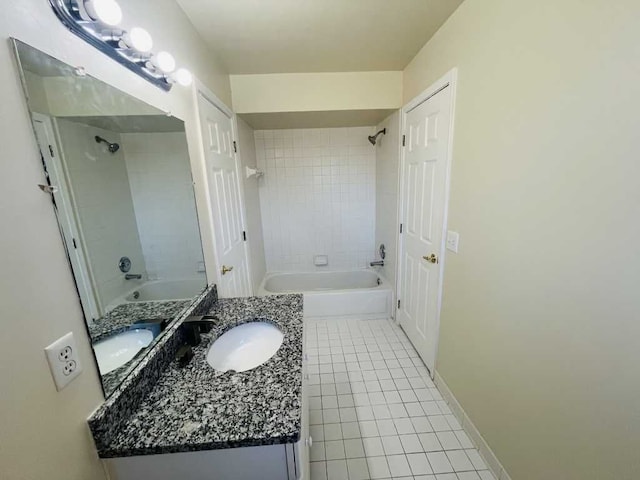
left=370, top=260, right=384, bottom=267
left=125, top=273, right=142, bottom=280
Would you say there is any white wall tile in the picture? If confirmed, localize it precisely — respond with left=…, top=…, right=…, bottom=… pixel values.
left=255, top=127, right=376, bottom=272
left=56, top=119, right=146, bottom=314
left=122, top=132, right=205, bottom=283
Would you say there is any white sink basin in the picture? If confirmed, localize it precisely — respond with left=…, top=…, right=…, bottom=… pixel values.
left=93, top=329, right=154, bottom=375
left=206, top=322, right=284, bottom=372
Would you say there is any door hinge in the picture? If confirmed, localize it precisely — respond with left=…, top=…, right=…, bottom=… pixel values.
left=402, top=135, right=406, bottom=147
left=48, top=145, right=54, bottom=157
left=72, top=238, right=77, bottom=249
left=397, top=300, right=401, bottom=309
left=399, top=223, right=403, bottom=234
left=242, top=231, right=247, bottom=241
left=233, top=141, right=237, bottom=153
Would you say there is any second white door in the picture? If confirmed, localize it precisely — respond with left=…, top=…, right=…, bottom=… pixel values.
left=197, top=93, right=251, bottom=298
left=397, top=83, right=453, bottom=374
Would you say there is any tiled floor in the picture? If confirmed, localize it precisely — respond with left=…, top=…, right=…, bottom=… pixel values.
left=306, top=318, right=496, bottom=480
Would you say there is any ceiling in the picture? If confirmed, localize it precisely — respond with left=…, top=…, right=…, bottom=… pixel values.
left=177, top=0, right=464, bottom=74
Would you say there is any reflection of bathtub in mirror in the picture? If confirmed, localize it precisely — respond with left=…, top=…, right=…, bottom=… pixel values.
left=109, top=277, right=207, bottom=306
left=125, top=278, right=205, bottom=302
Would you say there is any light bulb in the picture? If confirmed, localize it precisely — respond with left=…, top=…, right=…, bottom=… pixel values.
left=83, top=0, right=122, bottom=26
left=174, top=68, right=193, bottom=87
left=120, top=27, right=153, bottom=53
left=152, top=51, right=175, bottom=73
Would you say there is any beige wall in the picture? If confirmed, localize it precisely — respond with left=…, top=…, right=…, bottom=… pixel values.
left=231, top=71, right=402, bottom=113
left=236, top=117, right=267, bottom=292
left=403, top=0, right=640, bottom=479
left=374, top=111, right=401, bottom=305
left=0, top=1, right=230, bottom=479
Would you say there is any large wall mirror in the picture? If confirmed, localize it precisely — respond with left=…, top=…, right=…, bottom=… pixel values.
left=12, top=40, right=208, bottom=397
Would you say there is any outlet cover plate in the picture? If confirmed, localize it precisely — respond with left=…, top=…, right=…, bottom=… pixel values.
left=44, top=332, right=83, bottom=391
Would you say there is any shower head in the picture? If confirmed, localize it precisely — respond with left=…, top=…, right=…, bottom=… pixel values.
left=95, top=135, right=120, bottom=153
left=368, top=128, right=386, bottom=146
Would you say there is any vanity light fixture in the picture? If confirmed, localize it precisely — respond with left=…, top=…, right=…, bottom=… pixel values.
left=149, top=51, right=176, bottom=74
left=173, top=68, right=193, bottom=87
left=80, top=0, right=122, bottom=26
left=49, top=0, right=193, bottom=91
left=119, top=27, right=153, bottom=53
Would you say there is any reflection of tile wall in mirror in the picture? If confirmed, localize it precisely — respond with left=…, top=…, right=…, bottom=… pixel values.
left=12, top=40, right=208, bottom=398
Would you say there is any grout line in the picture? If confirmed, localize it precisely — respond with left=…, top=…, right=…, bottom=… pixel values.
left=308, top=318, right=501, bottom=480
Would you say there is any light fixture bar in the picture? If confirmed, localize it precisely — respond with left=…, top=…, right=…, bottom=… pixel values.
left=49, top=0, right=172, bottom=91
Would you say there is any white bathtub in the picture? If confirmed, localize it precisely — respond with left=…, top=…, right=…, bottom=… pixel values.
left=260, top=270, right=392, bottom=320
left=124, top=278, right=206, bottom=302
left=104, top=278, right=206, bottom=313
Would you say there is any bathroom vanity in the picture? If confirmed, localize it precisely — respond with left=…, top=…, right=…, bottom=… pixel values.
left=88, top=286, right=309, bottom=480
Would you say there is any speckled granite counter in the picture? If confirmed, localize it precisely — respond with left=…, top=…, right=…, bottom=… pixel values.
left=89, top=300, right=192, bottom=343
left=89, top=293, right=303, bottom=458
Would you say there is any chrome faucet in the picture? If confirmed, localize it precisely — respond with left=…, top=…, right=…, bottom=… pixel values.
left=125, top=273, right=142, bottom=280
left=370, top=260, right=384, bottom=267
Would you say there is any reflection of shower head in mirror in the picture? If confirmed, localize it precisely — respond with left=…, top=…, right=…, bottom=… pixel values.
left=95, top=135, right=120, bottom=153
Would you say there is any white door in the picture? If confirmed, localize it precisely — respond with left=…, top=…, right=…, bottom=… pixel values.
left=197, top=93, right=251, bottom=297
left=32, top=113, right=101, bottom=320
left=397, top=84, right=453, bottom=374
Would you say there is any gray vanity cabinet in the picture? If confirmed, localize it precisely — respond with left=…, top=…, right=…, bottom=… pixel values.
left=109, top=442, right=301, bottom=480
left=109, top=395, right=310, bottom=480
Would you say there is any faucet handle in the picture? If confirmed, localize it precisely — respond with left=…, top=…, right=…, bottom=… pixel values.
left=181, top=315, right=218, bottom=347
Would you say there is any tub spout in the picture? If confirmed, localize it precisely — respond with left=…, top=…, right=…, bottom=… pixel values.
left=370, top=260, right=384, bottom=267
left=125, top=273, right=142, bottom=280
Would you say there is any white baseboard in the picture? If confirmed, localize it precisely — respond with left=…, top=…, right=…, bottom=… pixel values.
left=434, top=371, right=513, bottom=480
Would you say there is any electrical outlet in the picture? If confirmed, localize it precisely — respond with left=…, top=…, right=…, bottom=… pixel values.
left=446, top=230, right=460, bottom=253
left=44, top=332, right=83, bottom=391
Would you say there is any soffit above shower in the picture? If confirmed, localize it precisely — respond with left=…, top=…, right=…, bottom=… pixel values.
left=238, top=109, right=396, bottom=130
left=62, top=115, right=185, bottom=133
left=176, top=0, right=464, bottom=74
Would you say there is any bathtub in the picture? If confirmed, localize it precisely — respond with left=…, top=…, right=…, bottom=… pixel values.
left=124, top=278, right=206, bottom=302
left=260, top=270, right=392, bottom=320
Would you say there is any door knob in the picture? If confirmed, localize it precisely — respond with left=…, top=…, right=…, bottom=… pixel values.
left=423, top=254, right=438, bottom=264
left=221, top=265, right=234, bottom=275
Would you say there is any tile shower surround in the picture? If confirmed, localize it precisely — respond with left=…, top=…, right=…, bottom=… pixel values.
left=255, top=127, right=376, bottom=272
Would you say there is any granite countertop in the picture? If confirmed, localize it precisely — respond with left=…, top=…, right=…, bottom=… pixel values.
left=96, top=294, right=304, bottom=458
left=88, top=300, right=192, bottom=343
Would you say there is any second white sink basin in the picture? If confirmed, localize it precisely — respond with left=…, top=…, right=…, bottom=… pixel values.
left=94, top=329, right=154, bottom=375
left=206, top=322, right=284, bottom=372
